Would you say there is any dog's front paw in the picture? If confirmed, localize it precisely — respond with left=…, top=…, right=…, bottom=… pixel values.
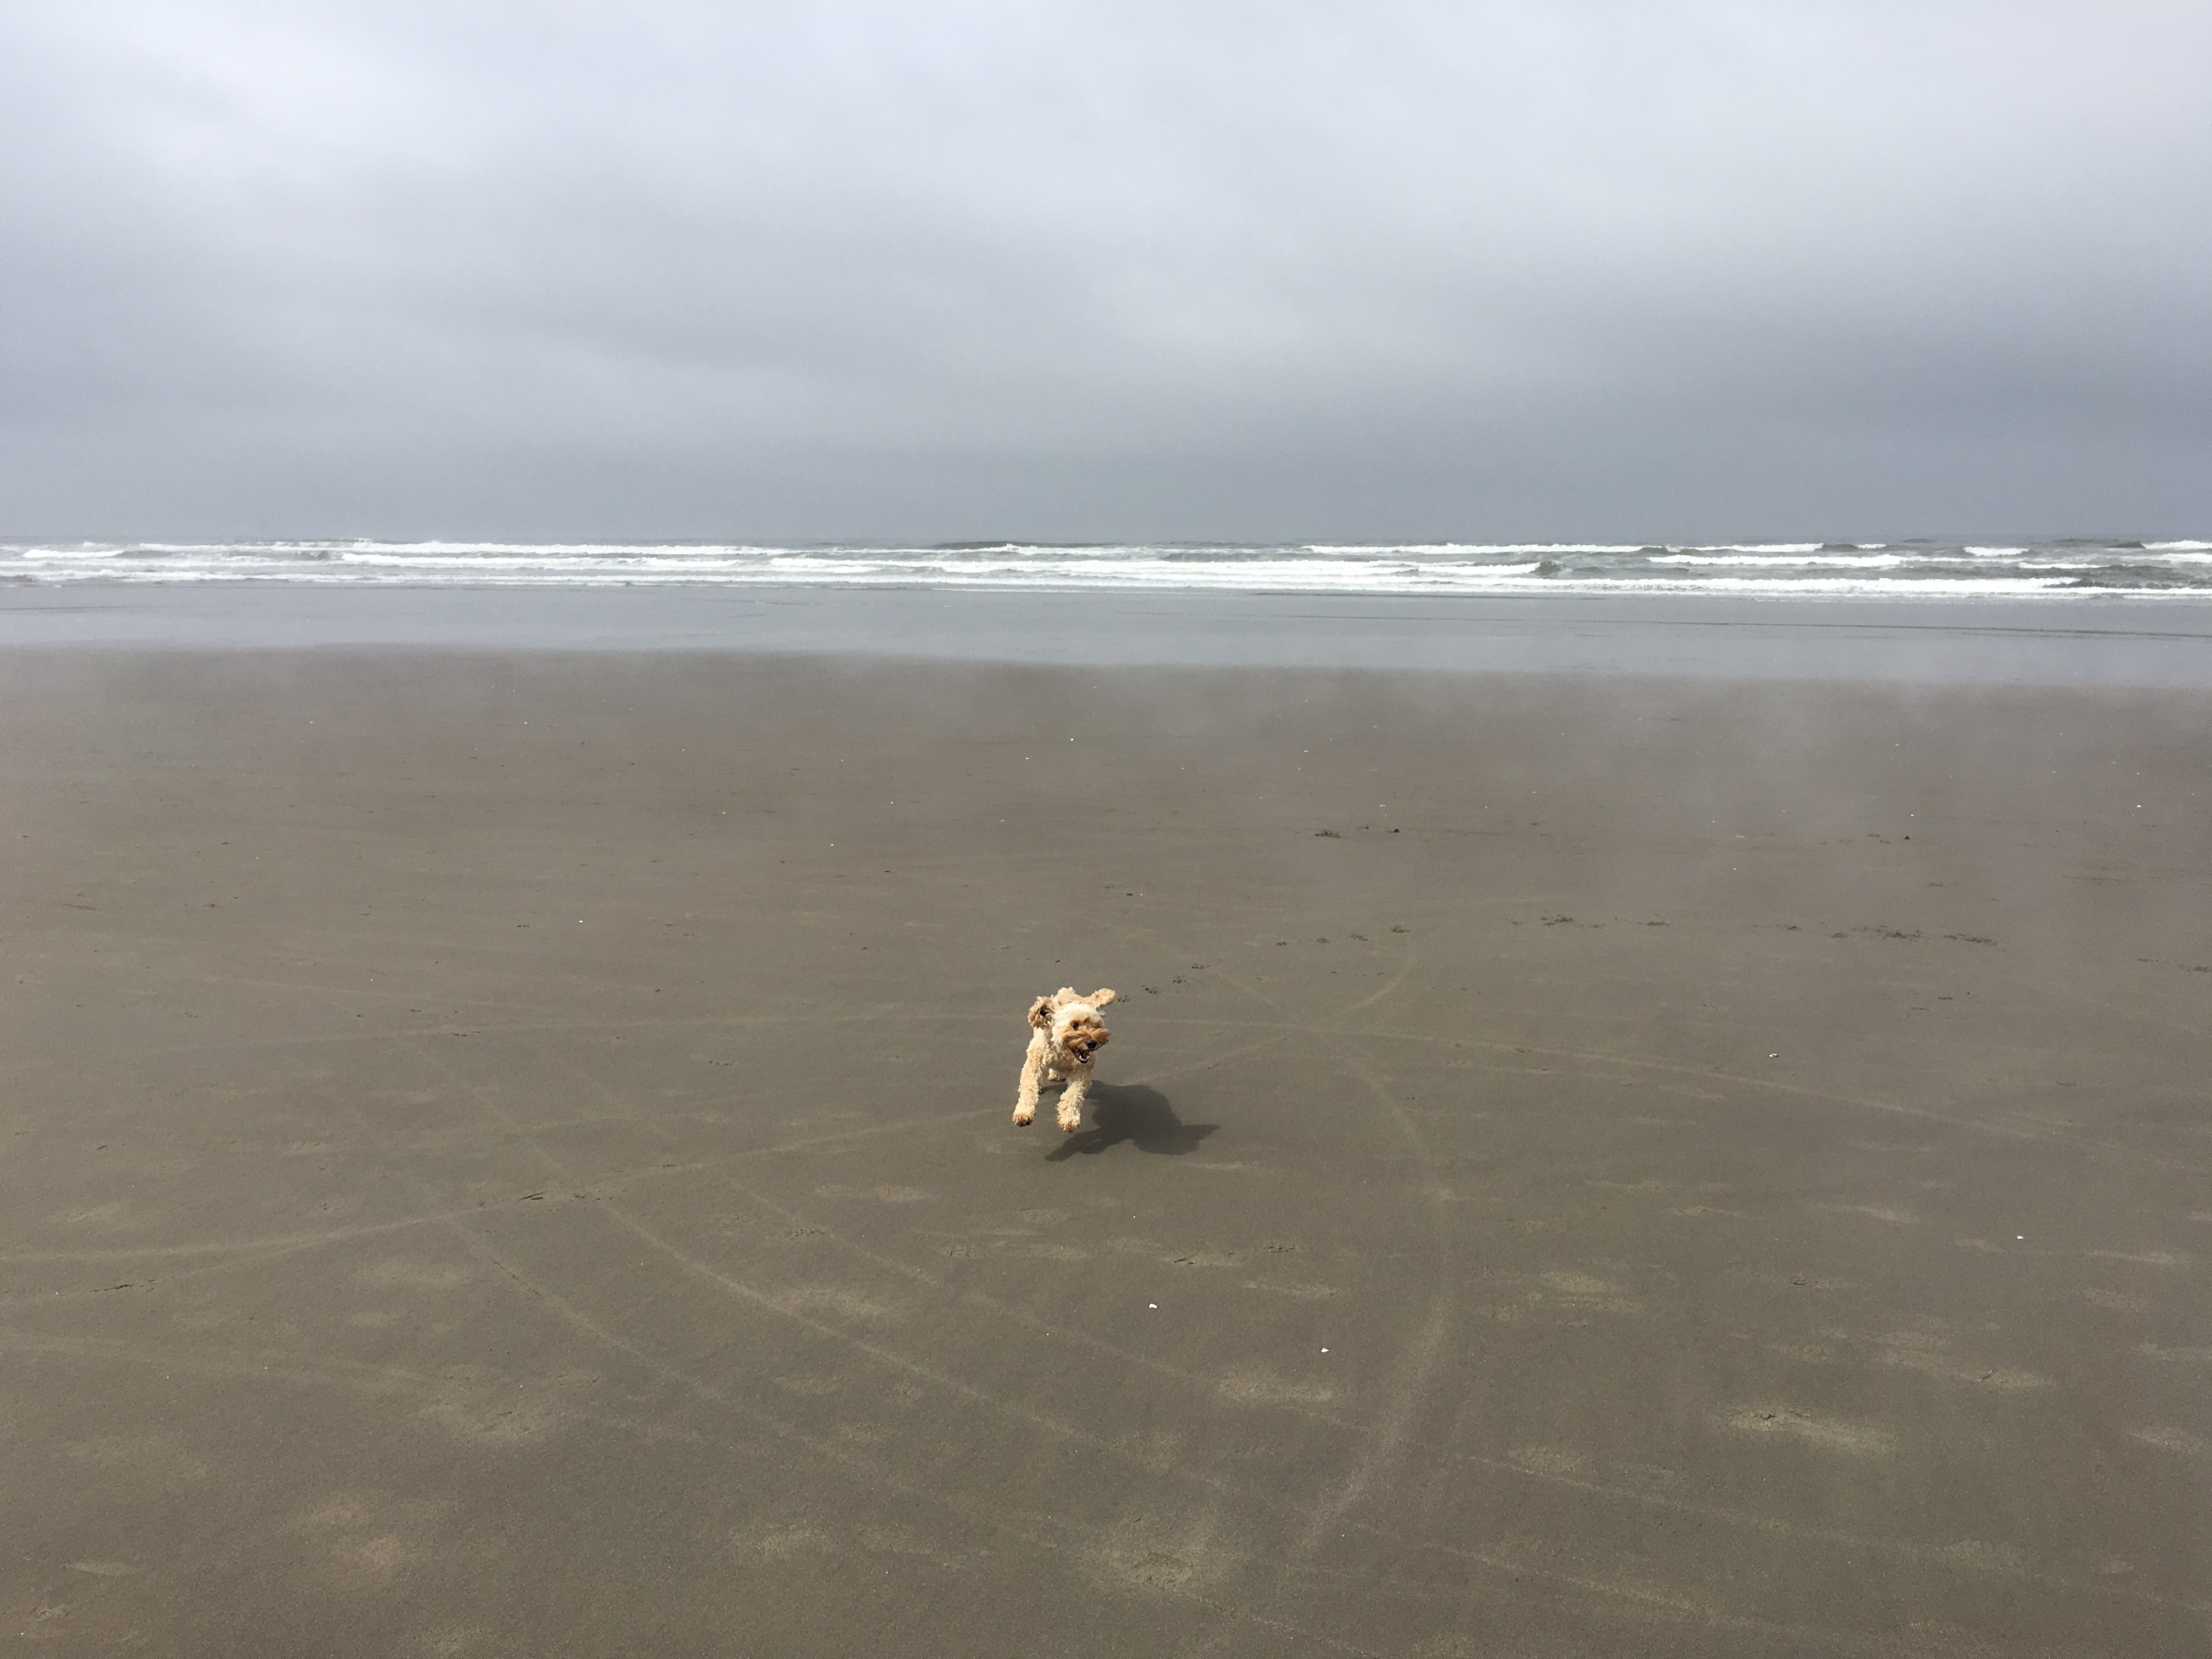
left=1057, top=1107, right=1081, bottom=1133
left=1012, top=1107, right=1035, bottom=1126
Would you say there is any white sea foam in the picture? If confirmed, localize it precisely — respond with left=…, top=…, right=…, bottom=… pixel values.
left=3, top=539, right=2207, bottom=596
left=1300, top=553, right=1654, bottom=566
left=1583, top=577, right=2076, bottom=596
left=1650, top=554, right=1907, bottom=568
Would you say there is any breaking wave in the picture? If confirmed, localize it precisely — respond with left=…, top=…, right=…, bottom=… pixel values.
left=4, top=538, right=2209, bottom=596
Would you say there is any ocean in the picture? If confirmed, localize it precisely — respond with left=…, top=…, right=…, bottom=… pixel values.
left=5, top=538, right=2210, bottom=596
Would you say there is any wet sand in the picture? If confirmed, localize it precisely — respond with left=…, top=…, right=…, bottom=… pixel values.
left=7, top=583, right=2212, bottom=684
left=3, top=647, right=2210, bottom=1656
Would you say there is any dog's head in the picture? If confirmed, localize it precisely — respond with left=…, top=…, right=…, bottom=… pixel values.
left=1030, top=986, right=1116, bottom=1061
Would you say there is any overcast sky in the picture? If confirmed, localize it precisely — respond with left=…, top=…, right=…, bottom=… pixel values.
left=4, top=2, right=2207, bottom=542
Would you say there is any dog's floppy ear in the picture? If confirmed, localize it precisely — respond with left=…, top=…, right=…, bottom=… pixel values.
left=1087, top=988, right=1118, bottom=1008
left=1028, top=995, right=1056, bottom=1029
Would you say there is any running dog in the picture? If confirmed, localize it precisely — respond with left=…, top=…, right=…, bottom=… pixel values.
left=1013, top=986, right=1116, bottom=1132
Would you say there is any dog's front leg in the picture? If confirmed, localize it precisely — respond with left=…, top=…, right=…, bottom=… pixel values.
left=1013, top=1039, right=1047, bottom=1126
left=1056, top=1064, right=1092, bottom=1133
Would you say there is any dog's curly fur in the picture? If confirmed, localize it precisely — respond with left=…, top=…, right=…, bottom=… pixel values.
left=1013, top=986, right=1117, bottom=1132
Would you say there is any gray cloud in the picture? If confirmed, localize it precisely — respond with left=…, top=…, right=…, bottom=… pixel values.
left=3, top=1, right=2207, bottom=540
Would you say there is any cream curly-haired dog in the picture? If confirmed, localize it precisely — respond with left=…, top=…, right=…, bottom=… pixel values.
left=1013, top=986, right=1117, bottom=1132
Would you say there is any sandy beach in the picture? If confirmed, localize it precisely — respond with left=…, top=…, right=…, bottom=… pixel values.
left=4, top=625, right=2210, bottom=1656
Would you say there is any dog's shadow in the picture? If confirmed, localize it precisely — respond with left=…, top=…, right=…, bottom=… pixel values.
left=1045, top=1083, right=1217, bottom=1160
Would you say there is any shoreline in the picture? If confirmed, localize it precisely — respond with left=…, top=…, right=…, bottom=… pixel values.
left=4, top=582, right=2212, bottom=683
